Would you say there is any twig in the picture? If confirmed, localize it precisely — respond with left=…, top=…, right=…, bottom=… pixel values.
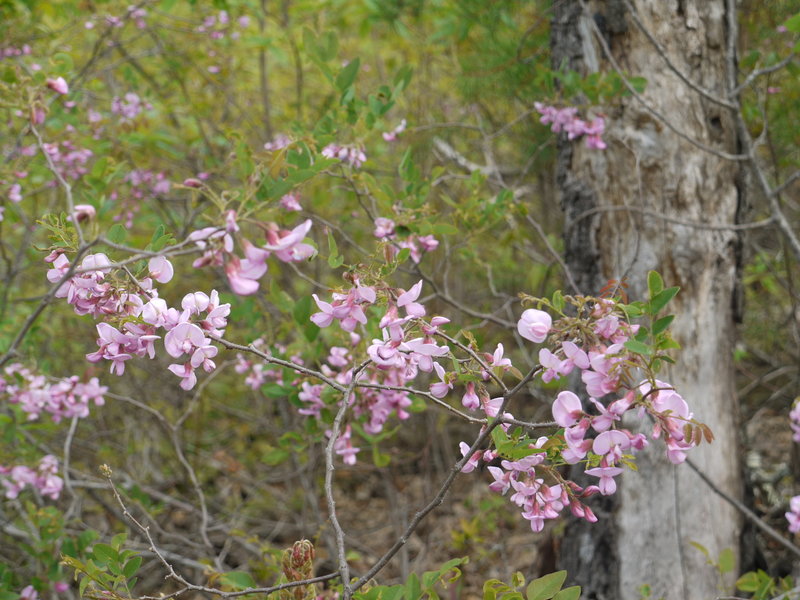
left=30, top=124, right=85, bottom=246
left=566, top=205, right=775, bottom=232
left=325, top=360, right=370, bottom=599
left=103, top=466, right=339, bottom=599
left=685, top=459, right=800, bottom=559
left=622, top=0, right=736, bottom=109
left=731, top=54, right=797, bottom=97
left=582, top=2, right=747, bottom=162
left=351, top=364, right=541, bottom=591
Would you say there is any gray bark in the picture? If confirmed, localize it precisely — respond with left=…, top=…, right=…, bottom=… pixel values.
left=553, top=2, right=743, bottom=599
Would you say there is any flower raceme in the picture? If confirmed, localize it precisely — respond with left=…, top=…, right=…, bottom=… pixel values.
left=453, top=296, right=707, bottom=532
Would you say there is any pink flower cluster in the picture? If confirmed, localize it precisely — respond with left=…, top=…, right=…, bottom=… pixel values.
left=322, top=144, right=367, bottom=169
left=46, top=249, right=230, bottom=390
left=460, top=435, right=600, bottom=532
left=0, top=455, right=63, bottom=500
left=234, top=338, right=285, bottom=390
left=111, top=168, right=171, bottom=227
left=534, top=102, right=606, bottom=150
left=190, top=212, right=314, bottom=295
left=516, top=302, right=699, bottom=496
left=42, top=141, right=93, bottom=182
left=1, top=363, right=107, bottom=422
left=264, top=134, right=291, bottom=151
left=309, top=280, right=455, bottom=463
left=111, top=93, right=152, bottom=122
left=195, top=10, right=250, bottom=40
left=85, top=6, right=148, bottom=30
left=0, top=44, right=31, bottom=59
left=193, top=11, right=250, bottom=71
left=372, top=218, right=439, bottom=264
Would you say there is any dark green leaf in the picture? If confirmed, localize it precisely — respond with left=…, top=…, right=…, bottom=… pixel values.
left=651, top=315, right=674, bottom=336
left=649, top=287, right=680, bottom=314
left=336, top=58, right=360, bottom=93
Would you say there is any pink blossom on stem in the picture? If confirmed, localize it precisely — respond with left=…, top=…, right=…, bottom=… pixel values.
left=46, top=76, right=69, bottom=95
left=517, top=309, right=551, bottom=343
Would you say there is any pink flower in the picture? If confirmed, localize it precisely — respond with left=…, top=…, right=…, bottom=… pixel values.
left=71, top=204, right=96, bottom=223
left=429, top=362, right=453, bottom=398
left=167, top=362, right=198, bottom=390
left=461, top=382, right=480, bottom=411
left=280, top=193, right=302, bottom=211
left=46, top=77, right=69, bottom=95
left=592, top=430, right=631, bottom=465
left=263, top=219, right=314, bottom=262
left=164, top=323, right=207, bottom=358
left=397, top=280, right=425, bottom=317
left=148, top=256, right=174, bottom=284
left=585, top=466, right=623, bottom=495
left=373, top=217, right=396, bottom=239
left=382, top=119, right=407, bottom=142
left=552, top=391, right=583, bottom=427
left=786, top=495, right=800, bottom=534
left=518, top=309, right=551, bottom=343
left=459, top=442, right=481, bottom=473
left=20, top=586, right=39, bottom=600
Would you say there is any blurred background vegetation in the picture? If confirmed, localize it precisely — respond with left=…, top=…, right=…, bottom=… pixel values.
left=0, top=0, right=798, bottom=597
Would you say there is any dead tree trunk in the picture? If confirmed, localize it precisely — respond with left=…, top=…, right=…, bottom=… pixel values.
left=553, top=2, right=743, bottom=599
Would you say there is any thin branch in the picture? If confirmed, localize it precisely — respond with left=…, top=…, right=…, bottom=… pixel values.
left=566, top=205, right=775, bottom=232
left=351, top=364, right=541, bottom=592
left=622, top=0, right=736, bottom=109
left=103, top=466, right=339, bottom=599
left=732, top=54, right=797, bottom=97
left=582, top=3, right=748, bottom=162
left=685, top=459, right=800, bottom=559
left=325, top=360, right=370, bottom=599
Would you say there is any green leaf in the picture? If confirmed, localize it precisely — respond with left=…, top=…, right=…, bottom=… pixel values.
left=111, top=532, right=128, bottom=550
left=623, top=339, right=652, bottom=356
left=526, top=571, right=567, bottom=600
left=0, top=592, right=20, bottom=600
left=327, top=231, right=341, bottom=268
left=372, top=445, right=390, bottom=467
left=718, top=548, right=734, bottom=574
left=649, top=286, right=679, bottom=315
left=107, top=224, right=127, bottom=245
left=262, top=447, right=290, bottom=465
left=647, top=271, right=663, bottom=297
left=293, top=295, right=313, bottom=326
left=736, top=571, right=760, bottom=592
left=629, top=76, right=647, bottom=93
left=123, top=555, right=142, bottom=579
left=150, top=224, right=165, bottom=246
left=404, top=572, right=421, bottom=600
left=220, top=571, right=256, bottom=590
left=651, top=315, right=674, bottom=336
left=553, top=587, right=581, bottom=600
left=92, top=543, right=117, bottom=565
left=784, top=13, right=800, bottom=33
left=336, top=58, right=360, bottom=93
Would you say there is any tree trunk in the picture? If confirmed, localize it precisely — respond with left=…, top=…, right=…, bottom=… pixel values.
left=553, top=2, right=743, bottom=599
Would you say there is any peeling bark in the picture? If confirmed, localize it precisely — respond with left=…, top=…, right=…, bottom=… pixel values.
left=552, top=2, right=743, bottom=598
